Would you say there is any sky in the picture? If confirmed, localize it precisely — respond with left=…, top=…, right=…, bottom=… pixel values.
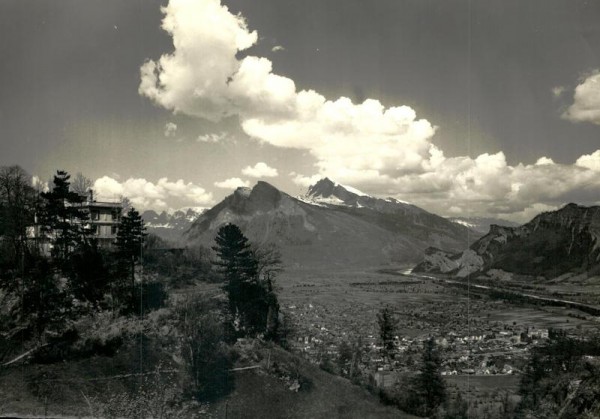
left=2, top=0, right=600, bottom=221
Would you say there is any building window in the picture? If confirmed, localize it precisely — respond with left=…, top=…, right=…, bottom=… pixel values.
left=91, top=211, right=99, bottom=221
left=111, top=225, right=118, bottom=235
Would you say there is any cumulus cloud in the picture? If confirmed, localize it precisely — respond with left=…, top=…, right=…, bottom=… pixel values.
left=534, top=157, right=555, bottom=166
left=93, top=175, right=213, bottom=211
left=562, top=72, right=600, bottom=124
left=271, top=45, right=285, bottom=52
left=575, top=150, right=600, bottom=171
left=139, top=0, right=600, bottom=222
left=290, top=172, right=322, bottom=188
left=214, top=177, right=250, bottom=189
left=197, top=132, right=228, bottom=143
left=139, top=0, right=438, bottom=184
left=241, top=162, right=278, bottom=178
left=378, top=153, right=600, bottom=221
left=496, top=203, right=560, bottom=224
left=164, top=122, right=177, bottom=137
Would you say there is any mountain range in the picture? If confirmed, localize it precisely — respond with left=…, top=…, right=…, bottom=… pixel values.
left=185, top=178, right=477, bottom=269
left=414, top=203, right=600, bottom=279
left=141, top=208, right=203, bottom=243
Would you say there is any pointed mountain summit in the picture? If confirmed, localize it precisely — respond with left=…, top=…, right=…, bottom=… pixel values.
left=304, top=178, right=426, bottom=216
left=186, top=180, right=477, bottom=269
left=306, top=177, right=368, bottom=204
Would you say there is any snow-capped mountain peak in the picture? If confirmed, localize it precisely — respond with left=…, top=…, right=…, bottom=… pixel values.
left=305, top=178, right=371, bottom=205
left=303, top=178, right=417, bottom=214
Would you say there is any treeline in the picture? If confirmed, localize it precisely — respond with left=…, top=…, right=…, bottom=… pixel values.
left=0, top=165, right=289, bottom=413
left=516, top=329, right=600, bottom=418
left=0, top=166, right=151, bottom=349
left=142, top=234, right=217, bottom=286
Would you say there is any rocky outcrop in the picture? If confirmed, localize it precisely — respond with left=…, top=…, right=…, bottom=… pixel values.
left=414, top=203, right=600, bottom=279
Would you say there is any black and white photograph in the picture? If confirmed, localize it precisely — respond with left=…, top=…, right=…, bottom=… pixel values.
left=1, top=0, right=600, bottom=417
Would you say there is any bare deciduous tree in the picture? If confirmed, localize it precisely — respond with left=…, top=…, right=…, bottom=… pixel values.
left=71, top=172, right=93, bottom=197
left=0, top=165, right=37, bottom=269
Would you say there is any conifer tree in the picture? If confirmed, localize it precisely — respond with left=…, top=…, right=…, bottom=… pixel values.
left=39, top=170, right=90, bottom=265
left=212, top=224, right=279, bottom=337
left=377, top=306, right=397, bottom=359
left=416, top=337, right=446, bottom=415
left=116, top=207, right=146, bottom=302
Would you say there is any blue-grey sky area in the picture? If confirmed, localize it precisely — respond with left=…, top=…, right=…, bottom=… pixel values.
left=1, top=0, right=600, bottom=221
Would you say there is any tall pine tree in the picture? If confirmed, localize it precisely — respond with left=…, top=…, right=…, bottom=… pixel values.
left=415, top=337, right=446, bottom=415
left=212, top=224, right=279, bottom=337
left=115, top=207, right=146, bottom=303
left=377, top=306, right=397, bottom=359
left=40, top=170, right=90, bottom=265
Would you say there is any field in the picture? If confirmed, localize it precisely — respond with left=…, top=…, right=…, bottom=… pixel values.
left=276, top=266, right=599, bottom=334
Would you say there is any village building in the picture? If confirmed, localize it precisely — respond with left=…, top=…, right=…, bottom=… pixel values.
left=28, top=190, right=122, bottom=253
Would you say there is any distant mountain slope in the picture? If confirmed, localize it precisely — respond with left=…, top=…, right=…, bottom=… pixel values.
left=415, top=203, right=600, bottom=279
left=186, top=179, right=476, bottom=268
left=142, top=208, right=203, bottom=243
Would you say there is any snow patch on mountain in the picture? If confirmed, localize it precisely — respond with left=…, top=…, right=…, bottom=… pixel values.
left=339, top=183, right=368, bottom=197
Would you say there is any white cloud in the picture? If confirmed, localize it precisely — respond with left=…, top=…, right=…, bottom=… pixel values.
left=139, top=0, right=437, bottom=185
left=164, top=121, right=177, bottom=137
left=93, top=175, right=213, bottom=211
left=139, top=0, right=600, bottom=221
left=290, top=173, right=322, bottom=188
left=496, top=203, right=559, bottom=224
left=31, top=175, right=49, bottom=192
left=214, top=177, right=250, bottom=189
left=197, top=132, right=228, bottom=143
left=562, top=72, right=600, bottom=124
left=575, top=150, right=600, bottom=171
left=534, top=157, right=555, bottom=165
left=271, top=45, right=285, bottom=52
left=551, top=86, right=565, bottom=98
left=241, top=162, right=278, bottom=178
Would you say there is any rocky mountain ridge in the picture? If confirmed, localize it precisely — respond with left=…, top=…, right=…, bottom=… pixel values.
left=186, top=179, right=477, bottom=268
left=142, top=208, right=203, bottom=243
left=415, top=203, right=600, bottom=279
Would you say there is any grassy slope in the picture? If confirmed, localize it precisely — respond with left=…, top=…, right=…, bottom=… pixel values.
left=0, top=335, right=413, bottom=419
left=208, top=344, right=416, bottom=419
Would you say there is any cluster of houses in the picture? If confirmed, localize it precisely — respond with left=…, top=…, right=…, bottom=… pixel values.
left=285, top=301, right=552, bottom=387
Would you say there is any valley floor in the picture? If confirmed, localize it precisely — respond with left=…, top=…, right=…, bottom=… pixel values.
left=271, top=266, right=600, bottom=416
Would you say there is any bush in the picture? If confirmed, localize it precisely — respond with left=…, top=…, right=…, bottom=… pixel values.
left=90, top=365, right=207, bottom=418
left=32, top=328, right=124, bottom=363
left=175, top=296, right=235, bottom=402
left=127, top=281, right=168, bottom=315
